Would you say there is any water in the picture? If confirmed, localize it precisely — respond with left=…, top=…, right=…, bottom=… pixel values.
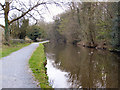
left=44, top=43, right=120, bottom=88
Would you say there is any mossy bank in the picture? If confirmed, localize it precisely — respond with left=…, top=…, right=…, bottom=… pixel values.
left=29, top=43, right=51, bottom=88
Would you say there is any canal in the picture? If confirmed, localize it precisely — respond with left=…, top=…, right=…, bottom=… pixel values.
left=44, top=43, right=119, bottom=88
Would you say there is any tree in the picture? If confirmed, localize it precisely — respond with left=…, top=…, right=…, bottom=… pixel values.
left=19, top=18, right=29, bottom=39
left=27, top=25, right=45, bottom=42
left=10, top=18, right=29, bottom=39
left=0, top=0, right=62, bottom=44
left=46, top=2, right=119, bottom=50
left=111, top=2, right=120, bottom=50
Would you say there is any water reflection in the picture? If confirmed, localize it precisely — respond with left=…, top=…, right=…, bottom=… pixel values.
left=44, top=43, right=119, bottom=88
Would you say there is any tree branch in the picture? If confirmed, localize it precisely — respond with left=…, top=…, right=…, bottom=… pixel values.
left=33, top=8, right=44, bottom=19
left=0, top=24, right=5, bottom=29
left=0, top=3, right=5, bottom=10
left=101, top=3, right=113, bottom=19
left=12, top=7, right=39, bottom=24
left=27, top=13, right=38, bottom=24
left=9, top=2, right=46, bottom=24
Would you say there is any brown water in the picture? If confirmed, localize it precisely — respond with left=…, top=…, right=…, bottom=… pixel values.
left=44, top=43, right=120, bottom=88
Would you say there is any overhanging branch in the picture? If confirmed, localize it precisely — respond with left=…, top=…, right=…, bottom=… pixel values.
left=9, top=2, right=46, bottom=24
left=0, top=3, right=5, bottom=10
left=12, top=7, right=38, bottom=24
left=0, top=24, right=5, bottom=29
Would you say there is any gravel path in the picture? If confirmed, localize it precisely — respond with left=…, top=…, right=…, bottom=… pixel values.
left=0, top=41, right=48, bottom=88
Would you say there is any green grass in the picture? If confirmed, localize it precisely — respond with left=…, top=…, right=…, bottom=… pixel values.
left=29, top=43, right=51, bottom=88
left=0, top=43, right=31, bottom=58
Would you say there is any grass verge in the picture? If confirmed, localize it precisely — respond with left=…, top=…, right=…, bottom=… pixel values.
left=0, top=43, right=31, bottom=58
left=29, top=43, right=51, bottom=88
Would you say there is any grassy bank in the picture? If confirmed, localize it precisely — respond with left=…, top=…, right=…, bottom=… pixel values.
left=29, top=43, right=51, bottom=88
left=0, top=43, right=31, bottom=58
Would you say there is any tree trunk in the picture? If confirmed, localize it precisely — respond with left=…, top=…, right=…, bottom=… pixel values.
left=4, top=2, right=10, bottom=44
left=88, top=2, right=96, bottom=47
left=118, top=2, right=120, bottom=47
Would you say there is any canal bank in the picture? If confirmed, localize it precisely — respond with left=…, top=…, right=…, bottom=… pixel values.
left=29, top=43, right=51, bottom=88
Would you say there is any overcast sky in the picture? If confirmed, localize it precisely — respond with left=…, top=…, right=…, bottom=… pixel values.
left=0, top=0, right=66, bottom=26
left=0, top=0, right=119, bottom=26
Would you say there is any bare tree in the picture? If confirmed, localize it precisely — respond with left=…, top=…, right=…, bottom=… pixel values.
left=0, top=0, right=62, bottom=44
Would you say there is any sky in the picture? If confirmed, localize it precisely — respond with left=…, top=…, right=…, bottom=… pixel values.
left=0, top=0, right=120, bottom=27
left=0, top=0, right=66, bottom=26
